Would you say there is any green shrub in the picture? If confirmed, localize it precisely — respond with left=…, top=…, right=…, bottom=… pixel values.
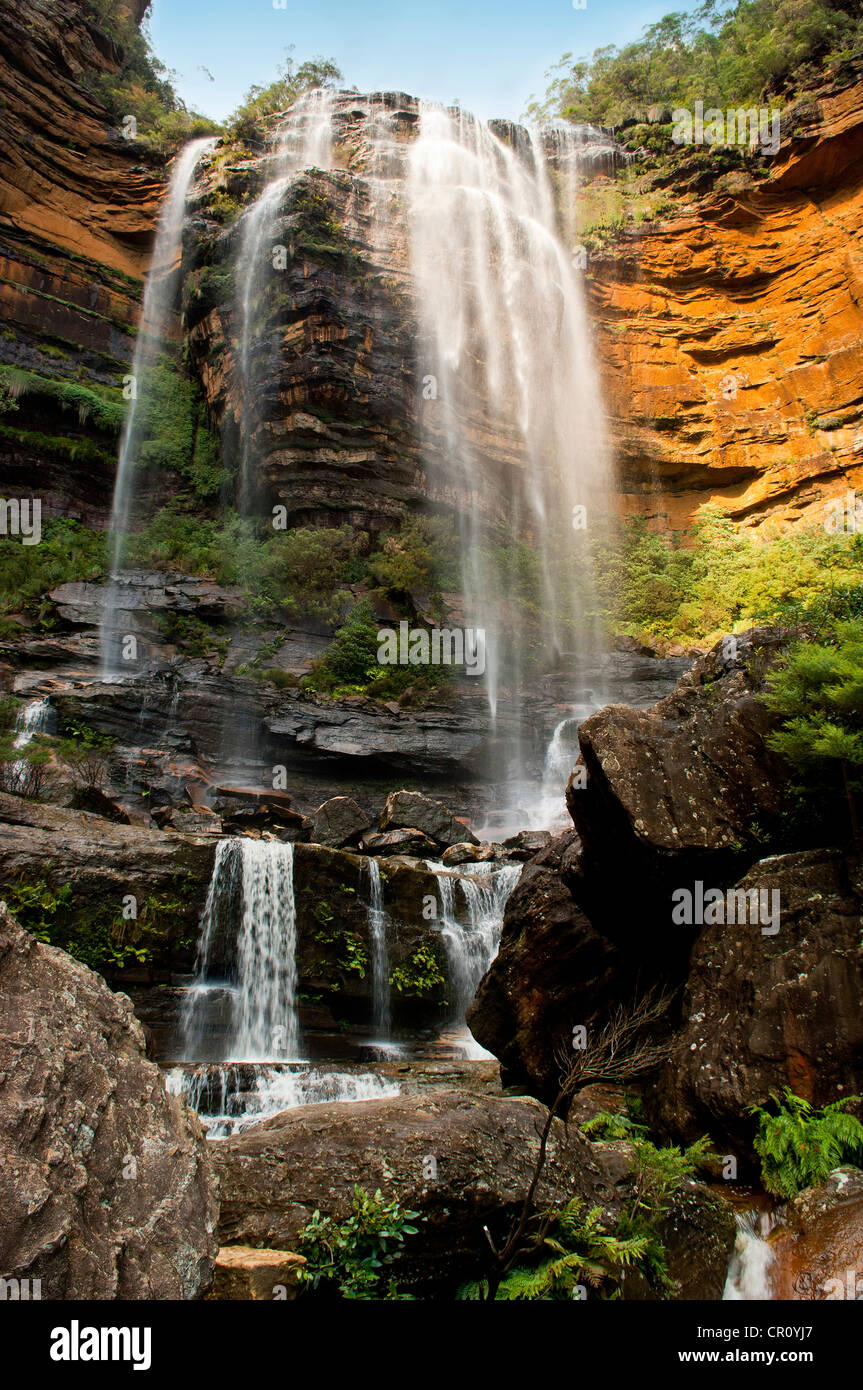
left=458, top=1198, right=649, bottom=1301
left=227, top=52, right=342, bottom=139
left=320, top=600, right=381, bottom=683
left=0, top=519, right=105, bottom=627
left=590, top=510, right=863, bottom=646
left=296, top=1186, right=420, bottom=1299
left=761, top=618, right=863, bottom=839
left=749, top=1088, right=863, bottom=1198
left=528, top=0, right=863, bottom=126
left=389, top=940, right=447, bottom=998
left=581, top=1111, right=715, bottom=1290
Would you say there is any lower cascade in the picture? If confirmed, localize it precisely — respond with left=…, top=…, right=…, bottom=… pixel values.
left=180, top=837, right=300, bottom=1064
left=165, top=1063, right=399, bottom=1139
left=430, top=862, right=522, bottom=1058
left=365, top=858, right=392, bottom=1043
left=723, top=1210, right=778, bottom=1300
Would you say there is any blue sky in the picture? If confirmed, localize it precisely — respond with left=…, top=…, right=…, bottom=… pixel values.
left=148, top=0, right=701, bottom=123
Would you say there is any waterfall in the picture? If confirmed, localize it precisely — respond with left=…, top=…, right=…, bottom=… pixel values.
left=723, top=1210, right=778, bottom=1300
left=101, top=137, right=216, bottom=677
left=7, top=697, right=52, bottom=792
left=429, top=861, right=521, bottom=1057
left=234, top=88, right=335, bottom=510
left=165, top=1062, right=398, bottom=1139
left=13, top=697, right=51, bottom=749
left=407, top=107, right=613, bottom=732
left=180, top=837, right=300, bottom=1063
left=365, top=858, right=391, bottom=1040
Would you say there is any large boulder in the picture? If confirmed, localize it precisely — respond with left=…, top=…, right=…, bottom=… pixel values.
left=770, top=1167, right=863, bottom=1300
left=652, top=849, right=863, bottom=1148
left=566, top=627, right=789, bottom=943
left=311, top=796, right=371, bottom=848
left=380, top=790, right=478, bottom=849
left=0, top=904, right=218, bottom=1299
left=211, top=1089, right=617, bottom=1294
left=468, top=833, right=625, bottom=1097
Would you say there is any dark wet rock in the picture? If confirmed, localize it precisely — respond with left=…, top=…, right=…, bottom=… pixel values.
left=0, top=903, right=218, bottom=1299
left=627, top=1183, right=736, bottom=1301
left=501, top=829, right=553, bottom=861
left=68, top=786, right=133, bottom=823
left=380, top=789, right=478, bottom=847
left=211, top=1089, right=617, bottom=1295
left=771, top=1166, right=863, bottom=1300
left=652, top=849, right=863, bottom=1149
left=590, top=1140, right=736, bottom=1299
left=0, top=792, right=216, bottom=976
left=566, top=627, right=789, bottom=947
left=311, top=796, right=371, bottom=847
left=361, top=827, right=439, bottom=857
left=153, top=805, right=223, bottom=835
left=468, top=843, right=624, bottom=1098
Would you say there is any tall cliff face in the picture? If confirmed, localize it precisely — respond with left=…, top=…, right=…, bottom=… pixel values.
left=2, top=6, right=861, bottom=544
left=0, top=0, right=163, bottom=527
left=186, top=95, right=424, bottom=538
left=588, top=76, right=863, bottom=530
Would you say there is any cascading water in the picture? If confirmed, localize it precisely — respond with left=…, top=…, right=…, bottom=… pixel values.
left=173, top=835, right=407, bottom=1133
left=234, top=88, right=335, bottom=510
left=407, top=107, right=614, bottom=748
left=8, top=697, right=52, bottom=791
left=365, top=858, right=392, bottom=1040
left=13, top=697, right=51, bottom=748
left=165, top=1062, right=398, bottom=1139
left=180, top=837, right=300, bottom=1063
left=101, top=137, right=216, bottom=677
left=429, top=861, right=521, bottom=1057
left=723, top=1210, right=778, bottom=1300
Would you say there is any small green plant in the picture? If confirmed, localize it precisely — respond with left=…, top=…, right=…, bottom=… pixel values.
left=458, top=1198, right=648, bottom=1300
left=296, top=1186, right=420, bottom=1299
left=389, top=940, right=447, bottom=998
left=582, top=1111, right=715, bottom=1289
left=749, top=1088, right=863, bottom=1198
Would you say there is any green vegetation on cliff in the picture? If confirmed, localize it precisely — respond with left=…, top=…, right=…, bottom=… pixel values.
left=0, top=519, right=105, bottom=638
left=82, top=1, right=220, bottom=149
left=227, top=50, right=343, bottom=140
left=592, top=508, right=863, bottom=646
left=529, top=0, right=863, bottom=125
left=761, top=618, right=863, bottom=838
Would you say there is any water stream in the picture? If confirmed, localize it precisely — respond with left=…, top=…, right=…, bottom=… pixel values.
left=428, top=861, right=522, bottom=1058
left=407, top=106, right=613, bottom=735
left=723, top=1209, right=779, bottom=1300
left=180, top=837, right=300, bottom=1063
left=365, top=857, right=392, bottom=1042
left=101, top=137, right=216, bottom=677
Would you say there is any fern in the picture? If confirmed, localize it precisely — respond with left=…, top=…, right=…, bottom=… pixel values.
left=749, top=1088, right=863, bottom=1198
left=457, top=1199, right=649, bottom=1301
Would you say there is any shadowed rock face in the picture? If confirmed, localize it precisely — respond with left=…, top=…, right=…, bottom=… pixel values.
left=470, top=628, right=863, bottom=1139
left=0, top=903, right=218, bottom=1299
left=653, top=848, right=863, bottom=1149
left=565, top=626, right=790, bottom=945
left=467, top=831, right=625, bottom=1098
